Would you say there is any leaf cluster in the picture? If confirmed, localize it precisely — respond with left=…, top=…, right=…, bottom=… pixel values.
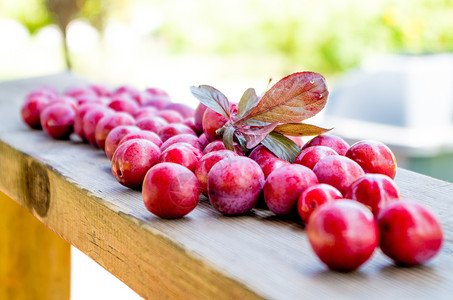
left=191, top=72, right=331, bottom=162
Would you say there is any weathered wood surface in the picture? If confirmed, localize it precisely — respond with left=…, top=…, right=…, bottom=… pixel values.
left=0, top=73, right=452, bottom=299
left=0, top=191, right=70, bottom=300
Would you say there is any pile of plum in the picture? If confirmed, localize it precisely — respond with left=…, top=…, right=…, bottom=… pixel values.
left=21, top=83, right=443, bottom=272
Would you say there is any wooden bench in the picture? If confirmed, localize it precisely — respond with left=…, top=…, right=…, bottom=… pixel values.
left=1, top=73, right=452, bottom=299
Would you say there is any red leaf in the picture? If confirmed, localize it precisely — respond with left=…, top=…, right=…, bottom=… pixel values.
left=239, top=72, right=328, bottom=124
left=236, top=122, right=279, bottom=149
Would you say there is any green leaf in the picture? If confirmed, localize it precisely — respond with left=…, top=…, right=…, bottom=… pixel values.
left=222, top=125, right=236, bottom=151
left=274, top=123, right=332, bottom=136
left=235, top=134, right=249, bottom=154
left=239, top=72, right=328, bottom=124
left=190, top=85, right=231, bottom=119
left=237, top=88, right=259, bottom=120
left=241, top=119, right=271, bottom=126
left=261, top=132, right=301, bottom=163
left=236, top=122, right=279, bottom=149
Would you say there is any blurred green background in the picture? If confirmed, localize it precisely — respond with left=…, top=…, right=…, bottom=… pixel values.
left=1, top=0, right=453, bottom=91
left=1, top=0, right=453, bottom=183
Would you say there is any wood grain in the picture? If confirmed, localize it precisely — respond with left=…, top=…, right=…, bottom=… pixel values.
left=0, top=73, right=452, bottom=299
left=0, top=191, right=70, bottom=300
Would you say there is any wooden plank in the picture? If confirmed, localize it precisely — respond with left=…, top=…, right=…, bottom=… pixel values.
left=1, top=73, right=453, bottom=299
left=0, top=191, right=70, bottom=300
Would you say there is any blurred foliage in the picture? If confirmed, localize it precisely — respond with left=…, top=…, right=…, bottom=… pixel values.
left=153, top=0, right=453, bottom=74
left=0, top=0, right=51, bottom=34
left=0, top=0, right=110, bottom=32
left=45, top=0, right=88, bottom=69
left=1, top=0, right=453, bottom=75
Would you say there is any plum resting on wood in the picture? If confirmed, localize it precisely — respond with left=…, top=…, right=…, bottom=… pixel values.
left=159, top=142, right=203, bottom=172
left=142, top=162, right=200, bottom=218
left=111, top=139, right=161, bottom=189
left=195, top=150, right=239, bottom=195
left=40, top=103, right=75, bottom=139
left=263, top=164, right=318, bottom=216
left=297, top=183, right=342, bottom=223
left=346, top=140, right=397, bottom=179
left=345, top=173, right=400, bottom=217
left=104, top=125, right=141, bottom=160
left=207, top=156, right=264, bottom=215
left=378, top=200, right=443, bottom=266
left=21, top=95, right=50, bottom=129
left=95, top=112, right=136, bottom=150
left=307, top=200, right=379, bottom=272
left=18, top=78, right=449, bottom=275
left=313, top=155, right=364, bottom=195
left=302, top=134, right=350, bottom=156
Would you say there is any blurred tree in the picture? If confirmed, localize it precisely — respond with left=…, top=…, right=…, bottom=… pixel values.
left=45, top=0, right=87, bottom=70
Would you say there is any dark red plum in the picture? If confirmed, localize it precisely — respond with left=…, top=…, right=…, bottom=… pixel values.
left=142, top=162, right=200, bottom=218
left=260, top=158, right=290, bottom=179
left=346, top=173, right=400, bottom=216
left=159, top=142, right=203, bottom=172
left=119, top=131, right=162, bottom=148
left=297, top=183, right=342, bottom=223
left=195, top=150, right=239, bottom=195
left=194, top=103, right=208, bottom=134
left=111, top=139, right=161, bottom=189
left=74, top=103, right=105, bottom=141
left=202, top=108, right=229, bottom=142
left=135, top=116, right=168, bottom=133
left=264, top=164, right=318, bottom=216
left=108, top=96, right=139, bottom=115
left=307, top=200, right=379, bottom=272
left=294, top=146, right=338, bottom=170
left=21, top=95, right=50, bottom=129
left=303, top=134, right=350, bottom=156
left=104, top=125, right=141, bottom=160
left=248, top=145, right=278, bottom=165
left=82, top=107, right=114, bottom=147
left=40, top=103, right=75, bottom=139
left=207, top=156, right=264, bottom=215
left=378, top=200, right=443, bottom=266
left=95, top=112, right=135, bottom=150
left=203, top=140, right=245, bottom=156
left=346, top=140, right=397, bottom=179
left=160, top=133, right=204, bottom=152
left=313, top=156, right=365, bottom=195
left=158, top=123, right=197, bottom=142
